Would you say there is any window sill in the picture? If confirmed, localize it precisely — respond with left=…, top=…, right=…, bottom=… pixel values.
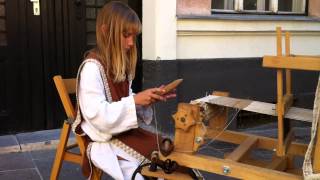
left=177, top=14, right=320, bottom=22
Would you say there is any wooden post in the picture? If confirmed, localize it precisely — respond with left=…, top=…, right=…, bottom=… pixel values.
left=285, top=32, right=292, bottom=96
left=277, top=27, right=282, bottom=57
left=276, top=27, right=285, bottom=156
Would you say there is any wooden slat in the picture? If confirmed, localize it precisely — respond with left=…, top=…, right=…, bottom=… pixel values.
left=63, top=152, right=82, bottom=164
left=205, top=129, right=307, bottom=157
left=281, top=94, right=293, bottom=114
left=287, top=154, right=295, bottom=170
left=50, top=122, right=72, bottom=180
left=283, top=130, right=294, bottom=156
left=241, top=156, right=270, bottom=168
left=291, top=54, right=320, bottom=58
left=263, top=56, right=320, bottom=71
left=192, top=95, right=313, bottom=123
left=91, top=167, right=103, bottom=180
left=267, top=156, right=287, bottom=171
left=286, top=169, right=303, bottom=176
left=141, top=166, right=193, bottom=180
left=65, top=143, right=78, bottom=150
left=53, top=76, right=76, bottom=119
left=160, top=152, right=302, bottom=180
left=226, top=137, right=258, bottom=162
left=63, top=78, right=76, bottom=94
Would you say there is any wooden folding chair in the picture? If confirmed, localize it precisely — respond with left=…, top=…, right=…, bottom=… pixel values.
left=50, top=75, right=102, bottom=180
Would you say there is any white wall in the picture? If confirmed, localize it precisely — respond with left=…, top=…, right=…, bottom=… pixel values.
left=177, top=19, right=320, bottom=59
left=142, top=0, right=177, bottom=60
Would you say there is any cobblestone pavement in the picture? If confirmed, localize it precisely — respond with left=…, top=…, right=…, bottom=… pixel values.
left=0, top=123, right=310, bottom=180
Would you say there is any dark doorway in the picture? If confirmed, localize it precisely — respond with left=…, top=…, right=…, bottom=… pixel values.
left=1, top=0, right=87, bottom=134
left=0, top=0, right=142, bottom=134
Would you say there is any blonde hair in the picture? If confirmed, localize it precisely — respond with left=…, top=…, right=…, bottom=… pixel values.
left=94, top=1, right=141, bottom=82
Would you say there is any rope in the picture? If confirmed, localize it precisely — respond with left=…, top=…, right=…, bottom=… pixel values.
left=153, top=104, right=161, bottom=153
left=303, top=75, right=320, bottom=180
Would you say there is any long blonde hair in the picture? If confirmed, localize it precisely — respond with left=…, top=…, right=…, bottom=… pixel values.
left=94, top=1, right=141, bottom=82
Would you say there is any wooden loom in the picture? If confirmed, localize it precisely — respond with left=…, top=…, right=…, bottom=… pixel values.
left=141, top=27, right=320, bottom=180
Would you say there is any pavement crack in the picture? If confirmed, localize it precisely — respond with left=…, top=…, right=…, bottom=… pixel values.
left=14, top=134, right=22, bottom=152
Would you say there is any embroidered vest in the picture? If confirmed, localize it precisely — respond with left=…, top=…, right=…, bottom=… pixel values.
left=74, top=51, right=158, bottom=160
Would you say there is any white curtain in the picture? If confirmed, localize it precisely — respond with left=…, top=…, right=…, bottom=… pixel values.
left=292, top=0, right=305, bottom=12
left=224, top=0, right=234, bottom=10
left=257, top=0, right=266, bottom=11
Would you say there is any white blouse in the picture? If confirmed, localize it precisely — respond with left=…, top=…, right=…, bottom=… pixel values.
left=78, top=60, right=152, bottom=180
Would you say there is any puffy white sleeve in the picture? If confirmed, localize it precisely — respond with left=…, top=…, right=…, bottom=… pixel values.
left=128, top=82, right=153, bottom=125
left=79, top=62, right=138, bottom=135
left=135, top=105, right=153, bottom=125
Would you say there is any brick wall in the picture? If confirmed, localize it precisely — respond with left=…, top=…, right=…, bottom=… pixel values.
left=177, top=0, right=211, bottom=15
left=309, top=0, right=320, bottom=17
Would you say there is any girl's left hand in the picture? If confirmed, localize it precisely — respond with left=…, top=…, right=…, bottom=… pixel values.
left=158, top=85, right=177, bottom=101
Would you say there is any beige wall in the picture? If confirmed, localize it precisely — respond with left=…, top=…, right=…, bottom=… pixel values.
left=143, top=0, right=177, bottom=60
left=309, top=0, right=320, bottom=17
left=177, top=19, right=320, bottom=59
left=177, top=0, right=211, bottom=16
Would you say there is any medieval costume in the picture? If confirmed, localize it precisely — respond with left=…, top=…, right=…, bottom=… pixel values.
left=73, top=56, right=158, bottom=180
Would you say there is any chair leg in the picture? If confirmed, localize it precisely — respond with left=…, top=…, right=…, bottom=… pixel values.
left=91, top=166, right=102, bottom=180
left=50, top=122, right=71, bottom=180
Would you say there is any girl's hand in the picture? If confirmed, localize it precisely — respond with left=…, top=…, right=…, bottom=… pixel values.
left=133, top=87, right=176, bottom=106
left=158, top=85, right=176, bottom=100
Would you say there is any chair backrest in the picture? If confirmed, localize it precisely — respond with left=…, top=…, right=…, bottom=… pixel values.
left=53, top=75, right=77, bottom=120
left=51, top=75, right=97, bottom=179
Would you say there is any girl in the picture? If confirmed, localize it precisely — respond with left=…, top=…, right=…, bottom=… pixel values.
left=73, top=1, right=175, bottom=179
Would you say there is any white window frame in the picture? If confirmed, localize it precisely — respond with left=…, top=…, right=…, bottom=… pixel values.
left=212, top=0, right=307, bottom=14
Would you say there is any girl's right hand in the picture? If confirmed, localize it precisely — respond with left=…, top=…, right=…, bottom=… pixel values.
left=133, top=88, right=166, bottom=106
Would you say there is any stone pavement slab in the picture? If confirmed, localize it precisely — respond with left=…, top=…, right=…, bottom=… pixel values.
left=0, top=152, right=41, bottom=180
left=0, top=169, right=40, bottom=180
left=0, top=135, right=20, bottom=154
left=0, top=135, right=19, bottom=147
left=30, top=149, right=85, bottom=180
left=16, top=129, right=73, bottom=145
left=0, top=152, right=35, bottom=171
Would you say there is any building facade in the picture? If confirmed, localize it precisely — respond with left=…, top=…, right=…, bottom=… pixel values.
left=142, top=0, right=320, bottom=133
left=0, top=0, right=319, bottom=133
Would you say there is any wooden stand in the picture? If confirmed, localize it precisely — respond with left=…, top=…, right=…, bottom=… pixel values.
left=141, top=28, right=320, bottom=179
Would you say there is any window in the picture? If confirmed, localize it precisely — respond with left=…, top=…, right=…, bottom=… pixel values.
left=85, top=0, right=107, bottom=46
left=212, top=0, right=306, bottom=14
left=0, top=0, right=6, bottom=46
left=85, top=0, right=128, bottom=46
